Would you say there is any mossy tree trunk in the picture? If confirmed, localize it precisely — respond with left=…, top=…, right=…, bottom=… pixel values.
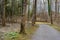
left=20, top=0, right=27, bottom=34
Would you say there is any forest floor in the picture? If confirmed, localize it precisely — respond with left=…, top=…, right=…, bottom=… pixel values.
left=0, top=22, right=60, bottom=40
left=0, top=23, right=39, bottom=40
left=31, top=24, right=60, bottom=40
left=0, top=23, right=20, bottom=33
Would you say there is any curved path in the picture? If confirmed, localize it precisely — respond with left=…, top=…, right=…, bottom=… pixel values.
left=32, top=24, right=60, bottom=40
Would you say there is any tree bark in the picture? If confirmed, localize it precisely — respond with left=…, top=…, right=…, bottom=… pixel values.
left=2, top=0, right=6, bottom=26
left=47, top=0, right=53, bottom=24
left=32, top=0, right=37, bottom=26
left=55, top=0, right=58, bottom=21
left=20, top=0, right=27, bottom=34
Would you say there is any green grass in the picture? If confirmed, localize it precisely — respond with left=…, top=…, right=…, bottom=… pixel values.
left=35, top=22, right=50, bottom=24
left=37, top=22, right=60, bottom=31
left=26, top=25, right=39, bottom=35
left=49, top=24, right=60, bottom=31
left=4, top=25, right=39, bottom=40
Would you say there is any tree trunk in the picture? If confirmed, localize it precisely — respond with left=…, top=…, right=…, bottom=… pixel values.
left=20, top=0, right=27, bottom=34
left=47, top=0, right=53, bottom=24
left=20, top=16, right=26, bottom=34
left=32, top=0, right=37, bottom=26
left=55, top=0, right=58, bottom=21
left=28, top=0, right=30, bottom=21
left=2, top=0, right=6, bottom=26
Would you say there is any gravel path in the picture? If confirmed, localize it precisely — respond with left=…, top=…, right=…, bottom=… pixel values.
left=32, top=24, right=60, bottom=40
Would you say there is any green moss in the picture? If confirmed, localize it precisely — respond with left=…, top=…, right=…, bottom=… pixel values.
left=49, top=24, right=60, bottom=31
left=4, top=25, right=39, bottom=40
left=26, top=25, right=38, bottom=35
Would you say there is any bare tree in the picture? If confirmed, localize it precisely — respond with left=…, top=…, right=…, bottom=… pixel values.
left=32, top=0, right=37, bottom=26
left=2, top=0, right=7, bottom=26
left=55, top=0, right=58, bottom=20
left=28, top=0, right=30, bottom=21
left=20, top=0, right=27, bottom=34
left=47, top=0, right=53, bottom=24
